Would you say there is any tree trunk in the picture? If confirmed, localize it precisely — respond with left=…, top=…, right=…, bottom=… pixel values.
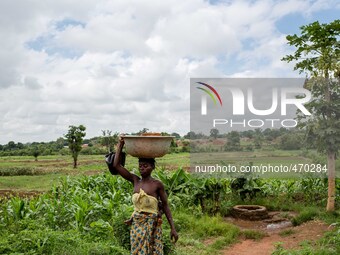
left=326, top=151, right=336, bottom=212
left=73, top=158, right=77, bottom=168
left=323, top=75, right=336, bottom=212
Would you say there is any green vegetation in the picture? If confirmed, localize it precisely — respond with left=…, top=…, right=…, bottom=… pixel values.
left=241, top=229, right=267, bottom=240
left=0, top=126, right=339, bottom=254
left=0, top=174, right=64, bottom=191
left=291, top=208, right=320, bottom=226
left=279, top=229, right=296, bottom=237
left=0, top=171, right=241, bottom=254
left=0, top=166, right=42, bottom=176
left=0, top=158, right=339, bottom=254
left=0, top=153, right=190, bottom=190
left=174, top=212, right=239, bottom=255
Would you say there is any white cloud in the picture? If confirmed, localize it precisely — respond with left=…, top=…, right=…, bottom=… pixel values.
left=0, top=0, right=338, bottom=143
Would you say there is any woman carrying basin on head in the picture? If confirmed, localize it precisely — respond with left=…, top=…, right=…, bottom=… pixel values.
left=113, top=136, right=178, bottom=255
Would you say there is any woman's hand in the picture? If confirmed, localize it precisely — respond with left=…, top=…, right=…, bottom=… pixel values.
left=170, top=228, right=178, bottom=243
left=118, top=135, right=125, bottom=148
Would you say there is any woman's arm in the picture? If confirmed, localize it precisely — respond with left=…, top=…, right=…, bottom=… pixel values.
left=113, top=137, right=139, bottom=184
left=158, top=182, right=178, bottom=243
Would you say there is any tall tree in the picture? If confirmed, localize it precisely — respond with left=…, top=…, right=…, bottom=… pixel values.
left=171, top=132, right=181, bottom=139
left=253, top=128, right=264, bottom=149
left=184, top=131, right=197, bottom=139
left=136, top=128, right=149, bottom=135
left=7, top=141, right=16, bottom=150
left=101, top=130, right=118, bottom=153
left=282, top=20, right=340, bottom=211
left=64, top=125, right=86, bottom=168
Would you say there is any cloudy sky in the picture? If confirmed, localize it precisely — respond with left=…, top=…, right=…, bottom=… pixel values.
left=0, top=0, right=339, bottom=144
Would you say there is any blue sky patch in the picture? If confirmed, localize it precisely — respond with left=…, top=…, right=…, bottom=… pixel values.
left=308, top=9, right=340, bottom=25
left=25, top=18, right=86, bottom=59
left=26, top=34, right=55, bottom=52
left=276, top=8, right=340, bottom=35
left=276, top=13, right=306, bottom=35
left=55, top=18, right=85, bottom=31
left=26, top=34, right=83, bottom=59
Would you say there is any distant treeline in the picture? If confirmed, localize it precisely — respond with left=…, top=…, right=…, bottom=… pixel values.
left=0, top=129, right=183, bottom=157
left=0, top=128, right=311, bottom=157
left=0, top=136, right=105, bottom=157
left=189, top=127, right=313, bottom=152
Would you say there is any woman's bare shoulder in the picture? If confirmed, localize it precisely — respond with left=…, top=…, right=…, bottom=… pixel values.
left=152, top=179, right=165, bottom=189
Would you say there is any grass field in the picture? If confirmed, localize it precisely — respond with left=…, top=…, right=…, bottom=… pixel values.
left=0, top=153, right=190, bottom=190
left=0, top=149, right=336, bottom=193
left=1, top=150, right=339, bottom=190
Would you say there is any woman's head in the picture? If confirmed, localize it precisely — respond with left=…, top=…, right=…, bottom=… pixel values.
left=138, top=158, right=155, bottom=177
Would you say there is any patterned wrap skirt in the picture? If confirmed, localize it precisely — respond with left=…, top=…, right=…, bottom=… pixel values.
left=130, top=212, right=163, bottom=255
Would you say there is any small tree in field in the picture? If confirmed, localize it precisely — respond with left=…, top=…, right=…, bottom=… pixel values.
left=30, top=146, right=41, bottom=161
left=210, top=128, right=219, bottom=139
left=282, top=20, right=340, bottom=211
left=64, top=125, right=86, bottom=168
left=225, top=131, right=241, bottom=151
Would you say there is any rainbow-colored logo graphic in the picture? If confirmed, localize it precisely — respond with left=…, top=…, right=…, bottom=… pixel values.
left=196, top=82, right=222, bottom=115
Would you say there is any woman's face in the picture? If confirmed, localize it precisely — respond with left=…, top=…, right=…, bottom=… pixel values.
left=139, top=161, right=154, bottom=177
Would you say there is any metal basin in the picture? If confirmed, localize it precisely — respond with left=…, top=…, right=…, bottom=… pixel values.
left=123, top=135, right=174, bottom=158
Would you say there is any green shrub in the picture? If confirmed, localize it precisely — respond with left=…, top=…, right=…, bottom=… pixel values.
left=242, top=229, right=267, bottom=240
left=174, top=212, right=239, bottom=240
left=0, top=229, right=117, bottom=254
left=111, top=210, right=132, bottom=251
left=279, top=229, right=296, bottom=237
left=292, top=208, right=319, bottom=226
left=219, top=200, right=234, bottom=217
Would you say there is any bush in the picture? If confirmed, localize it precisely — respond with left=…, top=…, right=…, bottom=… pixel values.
left=279, top=133, right=304, bottom=150
left=292, top=208, right=319, bottom=226
left=242, top=229, right=267, bottom=240
left=111, top=211, right=131, bottom=251
left=175, top=212, right=239, bottom=240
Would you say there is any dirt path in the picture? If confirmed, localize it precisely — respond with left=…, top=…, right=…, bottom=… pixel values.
left=222, top=220, right=329, bottom=255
